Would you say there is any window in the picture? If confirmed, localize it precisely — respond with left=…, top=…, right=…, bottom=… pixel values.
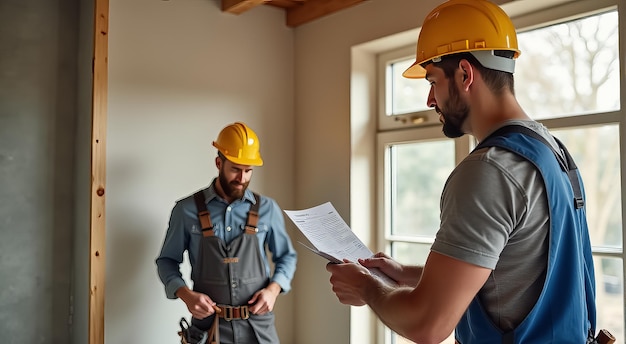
left=376, top=4, right=622, bottom=344
left=516, top=11, right=619, bottom=120
left=377, top=46, right=438, bottom=131
left=377, top=128, right=459, bottom=344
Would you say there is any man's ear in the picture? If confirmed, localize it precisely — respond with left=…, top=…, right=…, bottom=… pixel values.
left=215, top=156, right=222, bottom=169
left=459, top=59, right=473, bottom=89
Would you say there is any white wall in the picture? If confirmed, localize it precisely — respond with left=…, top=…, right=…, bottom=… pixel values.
left=106, top=0, right=295, bottom=342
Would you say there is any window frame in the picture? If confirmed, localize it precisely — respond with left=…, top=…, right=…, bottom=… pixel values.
left=377, top=45, right=440, bottom=131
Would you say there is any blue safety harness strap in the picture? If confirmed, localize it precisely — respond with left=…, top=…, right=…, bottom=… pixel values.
left=476, top=124, right=584, bottom=209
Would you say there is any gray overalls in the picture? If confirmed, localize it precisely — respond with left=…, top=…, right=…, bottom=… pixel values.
left=190, top=190, right=280, bottom=344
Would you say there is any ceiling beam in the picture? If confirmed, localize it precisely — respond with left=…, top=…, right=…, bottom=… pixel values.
left=286, top=0, right=367, bottom=27
left=222, top=0, right=269, bottom=15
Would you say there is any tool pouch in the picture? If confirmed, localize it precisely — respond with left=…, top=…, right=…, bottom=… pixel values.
left=178, top=318, right=208, bottom=344
left=591, top=329, right=616, bottom=344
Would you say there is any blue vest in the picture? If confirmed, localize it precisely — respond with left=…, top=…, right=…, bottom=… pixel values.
left=455, top=125, right=596, bottom=344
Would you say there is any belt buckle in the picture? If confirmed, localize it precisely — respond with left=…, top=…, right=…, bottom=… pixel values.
left=223, top=306, right=234, bottom=321
left=240, top=306, right=250, bottom=320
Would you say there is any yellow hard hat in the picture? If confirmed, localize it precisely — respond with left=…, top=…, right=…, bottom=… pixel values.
left=212, top=122, right=263, bottom=166
left=403, top=0, right=521, bottom=79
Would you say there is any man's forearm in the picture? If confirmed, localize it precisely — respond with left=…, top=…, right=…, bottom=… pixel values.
left=366, top=283, right=427, bottom=342
left=400, top=265, right=424, bottom=287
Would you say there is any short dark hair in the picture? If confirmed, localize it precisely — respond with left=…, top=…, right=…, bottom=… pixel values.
left=429, top=52, right=515, bottom=95
left=217, top=151, right=227, bottom=162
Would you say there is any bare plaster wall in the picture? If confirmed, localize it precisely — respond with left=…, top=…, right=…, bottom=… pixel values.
left=0, top=0, right=80, bottom=342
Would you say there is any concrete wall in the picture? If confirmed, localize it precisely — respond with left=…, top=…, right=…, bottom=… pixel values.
left=0, top=0, right=80, bottom=342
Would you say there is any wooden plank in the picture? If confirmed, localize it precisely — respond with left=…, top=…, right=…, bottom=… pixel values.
left=89, top=0, right=108, bottom=343
left=265, top=0, right=303, bottom=9
left=286, top=0, right=366, bottom=27
left=222, top=0, right=269, bottom=14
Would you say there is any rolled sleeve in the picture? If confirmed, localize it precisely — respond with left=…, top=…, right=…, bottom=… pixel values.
left=158, top=259, right=188, bottom=299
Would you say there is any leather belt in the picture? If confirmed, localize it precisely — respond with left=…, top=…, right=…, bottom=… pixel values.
left=217, top=305, right=250, bottom=321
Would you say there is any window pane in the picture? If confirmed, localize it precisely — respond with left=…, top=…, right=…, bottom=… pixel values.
left=595, top=257, right=624, bottom=342
left=386, top=137, right=457, bottom=344
left=551, top=125, right=622, bottom=249
left=391, top=242, right=430, bottom=266
left=516, top=11, right=619, bottom=120
left=389, top=59, right=430, bottom=115
left=390, top=140, right=455, bottom=237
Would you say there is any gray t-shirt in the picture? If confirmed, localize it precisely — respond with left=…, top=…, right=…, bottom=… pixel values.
left=431, top=120, right=561, bottom=331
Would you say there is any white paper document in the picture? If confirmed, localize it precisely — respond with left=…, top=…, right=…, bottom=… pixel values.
left=284, top=202, right=374, bottom=263
left=284, top=202, right=398, bottom=286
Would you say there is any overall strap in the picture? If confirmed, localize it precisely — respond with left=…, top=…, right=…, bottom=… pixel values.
left=245, top=193, right=261, bottom=234
left=476, top=124, right=584, bottom=209
left=193, top=190, right=215, bottom=237
left=194, top=190, right=262, bottom=236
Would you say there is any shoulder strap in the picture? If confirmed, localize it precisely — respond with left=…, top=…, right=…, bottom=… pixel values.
left=193, top=191, right=215, bottom=236
left=194, top=190, right=262, bottom=235
left=244, top=193, right=261, bottom=234
left=476, top=124, right=584, bottom=209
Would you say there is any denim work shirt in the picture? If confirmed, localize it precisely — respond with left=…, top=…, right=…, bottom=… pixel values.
left=156, top=180, right=298, bottom=299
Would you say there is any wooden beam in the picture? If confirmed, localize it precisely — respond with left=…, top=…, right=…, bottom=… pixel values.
left=264, top=0, right=303, bottom=9
left=89, top=0, right=108, bottom=343
left=222, top=0, right=269, bottom=15
left=286, top=0, right=366, bottom=27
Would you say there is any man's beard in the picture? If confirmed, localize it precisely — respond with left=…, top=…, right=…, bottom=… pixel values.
left=439, top=79, right=469, bottom=139
left=218, top=169, right=249, bottom=200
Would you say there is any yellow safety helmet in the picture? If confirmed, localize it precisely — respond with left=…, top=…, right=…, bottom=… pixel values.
left=403, top=0, right=521, bottom=79
left=212, top=122, right=263, bottom=166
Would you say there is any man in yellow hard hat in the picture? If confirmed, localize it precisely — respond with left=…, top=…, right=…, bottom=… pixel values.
left=326, top=1, right=598, bottom=343
left=157, top=122, right=297, bottom=344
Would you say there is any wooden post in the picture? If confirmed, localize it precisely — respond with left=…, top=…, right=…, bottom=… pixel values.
left=90, top=0, right=108, bottom=343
